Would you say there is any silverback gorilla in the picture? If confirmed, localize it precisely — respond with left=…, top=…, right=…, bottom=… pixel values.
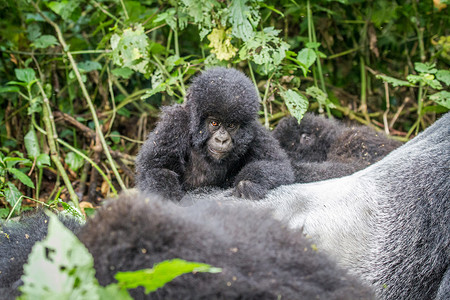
left=187, top=112, right=449, bottom=299
left=272, top=113, right=402, bottom=182
left=0, top=194, right=373, bottom=299
left=136, top=67, right=294, bottom=200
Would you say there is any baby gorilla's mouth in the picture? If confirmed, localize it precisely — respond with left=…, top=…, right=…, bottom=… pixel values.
left=208, top=146, right=229, bottom=159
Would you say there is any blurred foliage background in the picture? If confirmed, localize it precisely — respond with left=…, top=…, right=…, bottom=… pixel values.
left=0, top=0, right=448, bottom=217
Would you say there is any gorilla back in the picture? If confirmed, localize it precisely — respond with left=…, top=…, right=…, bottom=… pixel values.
left=256, top=113, right=450, bottom=299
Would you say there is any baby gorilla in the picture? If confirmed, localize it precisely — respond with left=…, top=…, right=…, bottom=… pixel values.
left=273, top=113, right=401, bottom=182
left=136, top=67, right=294, bottom=200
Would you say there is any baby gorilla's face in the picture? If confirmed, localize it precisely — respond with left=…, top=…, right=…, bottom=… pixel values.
left=206, top=117, right=240, bottom=160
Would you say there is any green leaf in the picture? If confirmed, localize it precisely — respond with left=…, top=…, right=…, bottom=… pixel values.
left=110, top=24, right=150, bottom=74
left=414, top=62, right=437, bottom=74
left=8, top=168, right=35, bottom=189
left=115, top=258, right=222, bottom=294
left=5, top=182, right=22, bottom=214
left=279, top=89, right=309, bottom=123
left=20, top=213, right=100, bottom=299
left=376, top=74, right=414, bottom=87
left=36, top=153, right=51, bottom=168
left=15, top=69, right=36, bottom=84
left=65, top=152, right=84, bottom=172
left=436, top=70, right=450, bottom=85
left=27, top=23, right=42, bottom=41
left=4, top=157, right=32, bottom=169
left=24, top=129, right=40, bottom=159
left=0, top=86, right=20, bottom=93
left=229, top=0, right=258, bottom=41
left=207, top=27, right=237, bottom=61
left=46, top=0, right=81, bottom=20
left=78, top=61, right=102, bottom=73
left=112, top=67, right=133, bottom=79
left=297, top=48, right=317, bottom=77
left=306, top=86, right=335, bottom=109
left=429, top=91, right=450, bottom=109
left=110, top=131, right=121, bottom=144
left=32, top=35, right=59, bottom=49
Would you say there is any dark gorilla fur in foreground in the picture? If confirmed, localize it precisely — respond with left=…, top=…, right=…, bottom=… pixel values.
left=272, top=113, right=401, bottom=182
left=0, top=194, right=373, bottom=299
left=136, top=67, right=294, bottom=200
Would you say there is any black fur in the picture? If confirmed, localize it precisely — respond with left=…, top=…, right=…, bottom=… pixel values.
left=0, top=194, right=373, bottom=299
left=136, top=67, right=294, bottom=200
left=0, top=212, right=82, bottom=298
left=272, top=114, right=401, bottom=182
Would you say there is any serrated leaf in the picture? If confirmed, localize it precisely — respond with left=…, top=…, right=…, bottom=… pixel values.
left=24, top=129, right=40, bottom=159
left=65, top=152, right=84, bottom=172
left=280, top=89, right=309, bottom=123
left=414, top=62, right=437, bottom=74
left=115, top=259, right=222, bottom=294
left=429, top=91, right=450, bottom=109
left=15, top=69, right=36, bottom=84
left=436, top=70, right=450, bottom=85
left=5, top=182, right=22, bottom=213
left=20, top=213, right=99, bottom=299
left=8, top=168, right=35, bottom=188
left=229, top=0, right=258, bottom=41
left=112, top=67, right=133, bottom=79
left=27, top=23, right=41, bottom=41
left=110, top=25, right=150, bottom=74
left=377, top=74, right=414, bottom=87
left=306, top=86, right=334, bottom=108
left=32, top=35, right=59, bottom=49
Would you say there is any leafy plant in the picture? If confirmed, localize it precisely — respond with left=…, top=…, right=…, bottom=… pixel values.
left=19, top=213, right=221, bottom=299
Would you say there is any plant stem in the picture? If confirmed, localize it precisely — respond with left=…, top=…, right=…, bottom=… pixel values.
left=31, top=0, right=127, bottom=192
left=36, top=81, right=80, bottom=210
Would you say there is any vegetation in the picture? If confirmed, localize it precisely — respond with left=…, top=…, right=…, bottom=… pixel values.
left=0, top=0, right=449, bottom=215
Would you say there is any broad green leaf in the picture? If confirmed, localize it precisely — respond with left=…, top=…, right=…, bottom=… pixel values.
left=115, top=258, right=222, bottom=294
left=407, top=74, right=443, bottom=90
left=24, top=129, right=40, bottom=159
left=436, top=70, right=450, bottom=85
left=110, top=131, right=121, bottom=144
left=27, top=23, right=41, bottom=41
left=32, top=35, right=59, bottom=49
left=65, top=152, right=84, bottom=172
left=280, top=89, right=309, bottom=123
left=376, top=74, right=414, bottom=87
left=36, top=153, right=51, bottom=168
left=414, top=62, right=437, bottom=74
left=229, top=0, right=258, bottom=41
left=4, top=157, right=32, bottom=169
left=8, top=168, right=35, bottom=189
left=112, top=67, right=133, bottom=79
left=429, top=91, right=450, bottom=109
left=5, top=182, right=22, bottom=213
left=78, top=61, right=102, bottom=73
left=20, top=213, right=99, bottom=299
left=297, top=48, right=316, bottom=77
left=15, top=69, right=36, bottom=84
left=46, top=0, right=81, bottom=20
left=0, top=86, right=20, bottom=93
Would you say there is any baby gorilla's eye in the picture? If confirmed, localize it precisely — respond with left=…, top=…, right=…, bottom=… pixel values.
left=210, top=120, right=219, bottom=127
left=227, top=123, right=236, bottom=129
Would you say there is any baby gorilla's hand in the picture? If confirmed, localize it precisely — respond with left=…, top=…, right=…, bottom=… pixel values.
left=233, top=180, right=268, bottom=200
